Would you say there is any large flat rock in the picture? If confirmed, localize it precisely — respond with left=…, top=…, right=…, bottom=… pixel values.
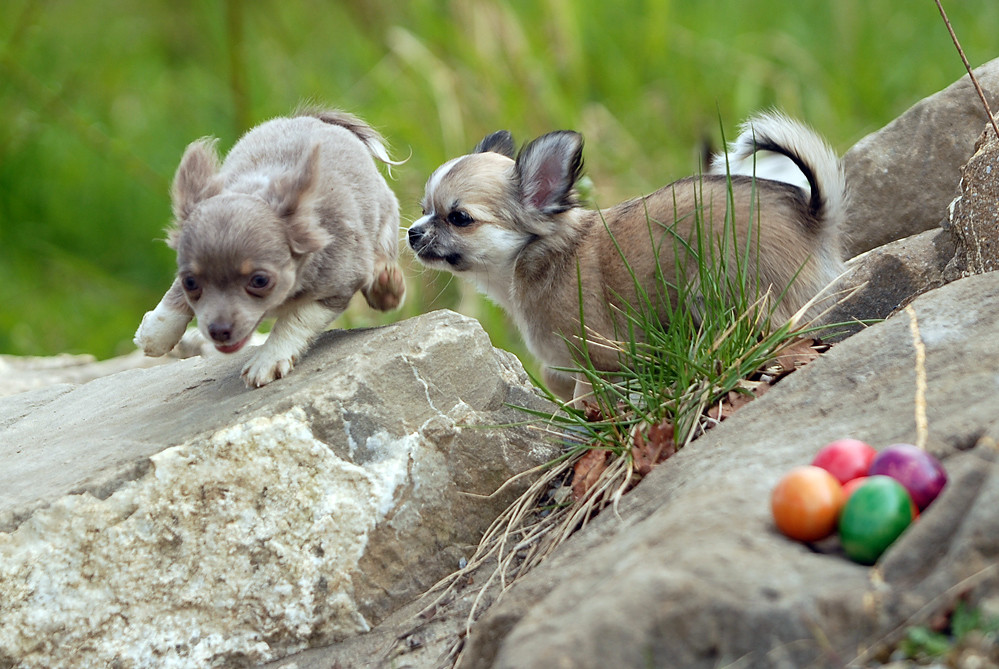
left=0, top=310, right=558, bottom=668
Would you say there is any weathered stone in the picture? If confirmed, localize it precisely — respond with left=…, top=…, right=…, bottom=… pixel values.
left=822, top=227, right=958, bottom=341
left=947, top=116, right=999, bottom=275
left=0, top=351, right=162, bottom=399
left=0, top=330, right=220, bottom=399
left=842, top=58, right=999, bottom=256
left=0, top=310, right=558, bottom=669
left=453, top=271, right=999, bottom=669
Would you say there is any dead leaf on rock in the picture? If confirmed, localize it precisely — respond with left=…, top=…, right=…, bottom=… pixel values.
left=632, top=421, right=677, bottom=477
left=768, top=338, right=828, bottom=376
left=706, top=379, right=772, bottom=423
left=571, top=448, right=609, bottom=502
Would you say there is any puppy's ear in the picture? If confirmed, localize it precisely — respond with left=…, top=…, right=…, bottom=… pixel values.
left=171, top=138, right=223, bottom=223
left=515, top=131, right=583, bottom=215
left=474, top=131, right=515, bottom=158
left=265, top=144, right=332, bottom=255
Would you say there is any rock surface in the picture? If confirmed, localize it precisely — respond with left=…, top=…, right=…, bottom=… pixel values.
left=823, top=227, right=959, bottom=341
left=455, top=271, right=999, bottom=669
left=0, top=329, right=226, bottom=399
left=842, top=58, right=999, bottom=256
left=947, top=116, right=999, bottom=275
left=0, top=351, right=168, bottom=399
left=0, top=310, right=558, bottom=669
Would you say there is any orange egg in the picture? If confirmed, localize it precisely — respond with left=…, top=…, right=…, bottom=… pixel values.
left=771, top=465, right=845, bottom=542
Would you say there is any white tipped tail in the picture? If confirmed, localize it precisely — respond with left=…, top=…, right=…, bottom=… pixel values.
left=711, top=111, right=849, bottom=307
left=710, top=111, right=847, bottom=246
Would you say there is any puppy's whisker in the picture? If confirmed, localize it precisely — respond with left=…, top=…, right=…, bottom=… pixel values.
left=429, top=272, right=456, bottom=306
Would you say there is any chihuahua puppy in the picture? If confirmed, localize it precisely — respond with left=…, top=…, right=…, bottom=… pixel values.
left=408, top=112, right=846, bottom=401
left=134, top=107, right=405, bottom=387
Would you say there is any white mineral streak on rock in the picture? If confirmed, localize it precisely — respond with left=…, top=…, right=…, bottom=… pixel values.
left=0, top=408, right=416, bottom=668
left=402, top=353, right=442, bottom=414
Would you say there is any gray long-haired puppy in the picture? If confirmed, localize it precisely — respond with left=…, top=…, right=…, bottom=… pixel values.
left=134, top=107, right=405, bottom=387
left=407, top=112, right=846, bottom=401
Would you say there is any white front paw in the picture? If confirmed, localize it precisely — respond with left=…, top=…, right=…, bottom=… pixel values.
left=134, top=307, right=190, bottom=357
left=240, top=348, right=296, bottom=388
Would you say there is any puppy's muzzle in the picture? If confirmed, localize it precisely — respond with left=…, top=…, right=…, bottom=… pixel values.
left=208, top=321, right=234, bottom=343
left=408, top=224, right=464, bottom=268
left=406, top=224, right=441, bottom=260
left=407, top=225, right=429, bottom=252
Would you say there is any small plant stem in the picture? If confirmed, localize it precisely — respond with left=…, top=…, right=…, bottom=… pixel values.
left=934, top=0, right=999, bottom=141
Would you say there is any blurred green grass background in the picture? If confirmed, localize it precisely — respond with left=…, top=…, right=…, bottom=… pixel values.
left=1, top=0, right=996, bottom=366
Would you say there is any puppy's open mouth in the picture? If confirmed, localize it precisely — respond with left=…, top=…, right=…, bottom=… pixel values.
left=416, top=249, right=466, bottom=270
left=215, top=336, right=250, bottom=354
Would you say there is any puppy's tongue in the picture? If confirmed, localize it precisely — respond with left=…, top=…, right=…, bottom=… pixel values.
left=215, top=337, right=249, bottom=354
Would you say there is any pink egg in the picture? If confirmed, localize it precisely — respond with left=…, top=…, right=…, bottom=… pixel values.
left=812, top=438, right=877, bottom=485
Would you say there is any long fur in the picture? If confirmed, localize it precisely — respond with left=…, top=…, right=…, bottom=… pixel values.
left=408, top=112, right=847, bottom=401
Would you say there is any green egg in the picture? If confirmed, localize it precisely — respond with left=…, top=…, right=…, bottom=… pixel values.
left=838, top=475, right=914, bottom=565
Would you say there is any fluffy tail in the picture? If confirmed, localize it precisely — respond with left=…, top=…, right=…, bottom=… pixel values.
left=294, top=104, right=406, bottom=167
left=709, top=111, right=848, bottom=242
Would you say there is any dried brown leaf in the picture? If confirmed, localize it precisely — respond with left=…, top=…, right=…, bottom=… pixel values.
left=582, top=401, right=603, bottom=423
left=571, top=449, right=609, bottom=502
left=705, top=378, right=774, bottom=423
left=632, top=422, right=677, bottom=476
left=768, top=338, right=827, bottom=376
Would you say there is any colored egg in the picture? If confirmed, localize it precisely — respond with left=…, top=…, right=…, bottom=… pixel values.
left=868, top=443, right=947, bottom=511
left=811, top=438, right=878, bottom=485
left=841, top=475, right=868, bottom=499
left=771, top=466, right=844, bottom=542
left=838, top=475, right=914, bottom=564
left=843, top=475, right=919, bottom=518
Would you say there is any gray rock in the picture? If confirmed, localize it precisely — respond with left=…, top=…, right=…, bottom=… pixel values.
left=947, top=117, right=999, bottom=275
left=0, top=310, right=559, bottom=669
left=454, top=271, right=999, bottom=669
left=822, top=227, right=958, bottom=341
left=842, top=58, right=999, bottom=257
left=0, top=351, right=163, bottom=399
left=0, top=329, right=222, bottom=399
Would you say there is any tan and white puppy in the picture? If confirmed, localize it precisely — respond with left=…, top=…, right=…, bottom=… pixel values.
left=408, top=112, right=846, bottom=401
left=134, top=107, right=405, bottom=387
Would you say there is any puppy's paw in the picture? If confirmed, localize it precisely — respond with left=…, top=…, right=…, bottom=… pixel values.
left=134, top=307, right=190, bottom=357
left=363, top=262, right=406, bottom=311
left=240, top=348, right=297, bottom=388
left=172, top=328, right=215, bottom=359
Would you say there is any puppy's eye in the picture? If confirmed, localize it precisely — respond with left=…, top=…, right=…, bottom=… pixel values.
left=249, top=274, right=270, bottom=290
left=447, top=210, right=474, bottom=227
left=246, top=272, right=273, bottom=296
left=181, top=276, right=199, bottom=293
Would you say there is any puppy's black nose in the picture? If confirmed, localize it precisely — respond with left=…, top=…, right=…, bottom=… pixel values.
left=208, top=323, right=233, bottom=343
left=407, top=226, right=425, bottom=249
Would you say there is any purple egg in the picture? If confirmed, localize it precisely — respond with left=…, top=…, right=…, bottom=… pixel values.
left=868, top=443, right=947, bottom=511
